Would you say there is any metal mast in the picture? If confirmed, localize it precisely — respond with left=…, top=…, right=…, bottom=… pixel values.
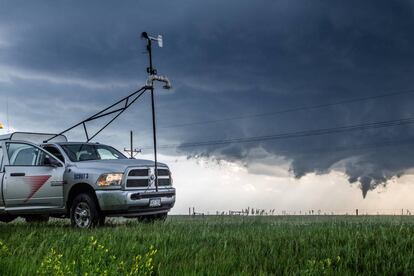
left=141, top=32, right=171, bottom=192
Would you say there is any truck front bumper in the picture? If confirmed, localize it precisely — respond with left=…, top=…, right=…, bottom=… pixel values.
left=95, top=188, right=176, bottom=216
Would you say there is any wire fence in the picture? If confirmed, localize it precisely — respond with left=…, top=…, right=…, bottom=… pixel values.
left=186, top=207, right=414, bottom=216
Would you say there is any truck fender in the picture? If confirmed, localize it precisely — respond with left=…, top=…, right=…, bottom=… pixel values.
left=66, top=183, right=100, bottom=214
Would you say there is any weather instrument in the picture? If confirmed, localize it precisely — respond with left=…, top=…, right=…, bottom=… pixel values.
left=45, top=31, right=172, bottom=192
left=141, top=32, right=163, bottom=48
left=141, top=31, right=172, bottom=191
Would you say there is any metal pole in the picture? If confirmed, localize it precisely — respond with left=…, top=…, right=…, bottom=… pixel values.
left=146, top=37, right=159, bottom=192
left=130, top=130, right=133, bottom=159
left=151, top=88, right=158, bottom=192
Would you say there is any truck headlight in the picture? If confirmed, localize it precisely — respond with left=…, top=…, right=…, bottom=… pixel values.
left=97, top=173, right=123, bottom=187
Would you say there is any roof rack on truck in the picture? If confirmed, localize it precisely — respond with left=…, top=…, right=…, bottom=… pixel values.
left=0, top=132, right=68, bottom=143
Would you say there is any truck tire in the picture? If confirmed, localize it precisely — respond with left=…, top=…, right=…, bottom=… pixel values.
left=137, top=212, right=168, bottom=223
left=70, top=193, right=101, bottom=228
left=25, top=215, right=49, bottom=223
left=0, top=215, right=17, bottom=223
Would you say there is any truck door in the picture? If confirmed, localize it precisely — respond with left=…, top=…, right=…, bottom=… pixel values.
left=3, top=142, right=65, bottom=209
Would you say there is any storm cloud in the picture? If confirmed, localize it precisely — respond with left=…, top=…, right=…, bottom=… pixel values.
left=1, top=0, right=414, bottom=197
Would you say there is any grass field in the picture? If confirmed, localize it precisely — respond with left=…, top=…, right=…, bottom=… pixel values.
left=0, top=215, right=414, bottom=275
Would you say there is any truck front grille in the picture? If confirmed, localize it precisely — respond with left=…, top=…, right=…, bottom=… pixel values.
left=128, top=169, right=149, bottom=177
left=127, top=179, right=149, bottom=188
left=125, top=167, right=172, bottom=189
left=157, top=169, right=169, bottom=176
left=158, top=179, right=171, bottom=186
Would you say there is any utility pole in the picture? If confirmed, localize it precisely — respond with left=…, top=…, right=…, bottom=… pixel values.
left=124, top=130, right=141, bottom=158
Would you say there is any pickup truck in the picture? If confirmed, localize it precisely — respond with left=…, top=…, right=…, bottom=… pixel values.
left=0, top=132, right=176, bottom=228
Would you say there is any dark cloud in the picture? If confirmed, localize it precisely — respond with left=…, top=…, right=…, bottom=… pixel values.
left=1, top=0, right=414, bottom=197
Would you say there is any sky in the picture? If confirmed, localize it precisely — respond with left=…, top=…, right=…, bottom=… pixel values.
left=1, top=0, right=414, bottom=214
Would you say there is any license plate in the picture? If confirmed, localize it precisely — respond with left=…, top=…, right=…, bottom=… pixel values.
left=149, top=198, right=161, bottom=207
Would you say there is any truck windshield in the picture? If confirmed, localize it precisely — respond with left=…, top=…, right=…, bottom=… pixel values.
left=61, top=144, right=127, bottom=162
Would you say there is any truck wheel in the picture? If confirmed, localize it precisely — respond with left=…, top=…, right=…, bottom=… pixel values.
left=0, top=215, right=17, bottom=223
left=70, top=193, right=101, bottom=229
left=137, top=212, right=168, bottom=223
left=25, top=215, right=49, bottom=223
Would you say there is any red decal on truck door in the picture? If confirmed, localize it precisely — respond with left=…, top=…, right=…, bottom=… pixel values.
left=23, top=175, right=52, bottom=202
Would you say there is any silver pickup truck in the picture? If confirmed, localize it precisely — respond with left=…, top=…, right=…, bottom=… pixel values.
left=0, top=132, right=176, bottom=228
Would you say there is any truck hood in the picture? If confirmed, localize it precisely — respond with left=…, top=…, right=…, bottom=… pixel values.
left=71, top=159, right=168, bottom=172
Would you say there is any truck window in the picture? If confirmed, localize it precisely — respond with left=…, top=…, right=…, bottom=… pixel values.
left=43, top=146, right=65, bottom=162
left=7, top=143, right=39, bottom=166
left=96, top=146, right=124, bottom=160
left=61, top=144, right=98, bottom=162
left=61, top=144, right=126, bottom=162
left=0, top=146, right=3, bottom=169
left=6, top=143, right=52, bottom=166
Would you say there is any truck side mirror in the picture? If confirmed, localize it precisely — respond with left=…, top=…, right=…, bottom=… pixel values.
left=44, top=155, right=62, bottom=168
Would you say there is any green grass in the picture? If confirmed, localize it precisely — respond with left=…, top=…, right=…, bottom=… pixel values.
left=1, top=215, right=414, bottom=275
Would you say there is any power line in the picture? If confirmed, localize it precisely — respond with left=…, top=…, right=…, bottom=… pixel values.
left=156, top=88, right=414, bottom=129
left=142, top=116, right=414, bottom=149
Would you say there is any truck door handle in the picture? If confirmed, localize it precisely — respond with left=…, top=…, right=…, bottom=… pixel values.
left=10, top=173, right=25, bottom=177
